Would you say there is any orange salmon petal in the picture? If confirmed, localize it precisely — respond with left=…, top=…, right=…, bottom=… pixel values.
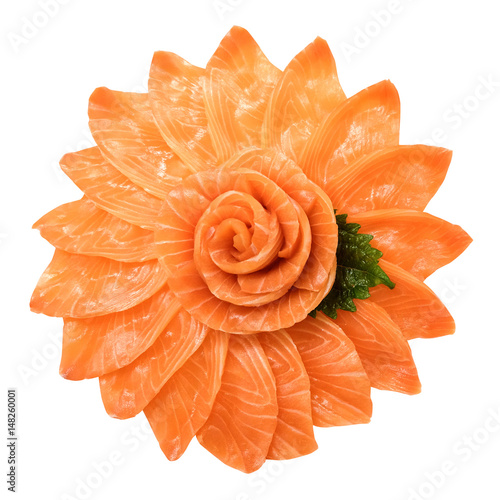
left=60, top=147, right=162, bottom=231
left=203, top=26, right=280, bottom=161
left=30, top=250, right=167, bottom=318
left=166, top=259, right=334, bottom=333
left=287, top=313, right=372, bottom=426
left=88, top=88, right=188, bottom=198
left=368, top=260, right=455, bottom=339
left=197, top=335, right=278, bottom=473
left=33, top=197, right=157, bottom=262
left=99, top=309, right=208, bottom=419
left=300, top=80, right=400, bottom=190
left=263, top=37, right=345, bottom=162
left=351, top=209, right=473, bottom=280
left=144, top=331, right=229, bottom=461
left=327, top=145, right=452, bottom=214
left=60, top=285, right=181, bottom=380
left=335, top=301, right=421, bottom=395
left=259, top=331, right=317, bottom=460
left=149, top=51, right=216, bottom=171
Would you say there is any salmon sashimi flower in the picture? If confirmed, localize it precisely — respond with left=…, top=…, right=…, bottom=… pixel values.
left=30, top=26, right=472, bottom=473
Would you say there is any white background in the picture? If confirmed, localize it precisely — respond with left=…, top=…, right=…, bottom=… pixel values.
left=2, top=1, right=500, bottom=499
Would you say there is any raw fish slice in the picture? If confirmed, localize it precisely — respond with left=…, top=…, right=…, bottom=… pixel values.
left=259, top=331, right=317, bottom=459
left=250, top=151, right=337, bottom=292
left=300, top=80, right=400, bottom=190
left=351, top=209, right=472, bottom=280
left=203, top=26, right=280, bottom=161
left=33, top=197, right=157, bottom=262
left=99, top=308, right=208, bottom=419
left=144, top=331, right=229, bottom=461
left=369, top=260, right=455, bottom=339
left=89, top=88, right=189, bottom=198
left=263, top=37, right=345, bottom=162
left=194, top=199, right=311, bottom=307
left=166, top=259, right=334, bottom=333
left=197, top=335, right=278, bottom=473
left=286, top=313, right=372, bottom=426
left=327, top=146, right=452, bottom=214
left=335, top=301, right=421, bottom=395
left=149, top=51, right=216, bottom=171
left=30, top=249, right=167, bottom=318
left=60, top=285, right=181, bottom=380
left=60, top=147, right=162, bottom=231
left=155, top=151, right=337, bottom=332
left=193, top=190, right=311, bottom=306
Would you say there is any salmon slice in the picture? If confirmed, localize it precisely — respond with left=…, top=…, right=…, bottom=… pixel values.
left=259, top=331, right=317, bottom=459
left=299, top=80, right=400, bottom=191
left=88, top=88, right=189, bottom=198
left=368, top=260, right=455, bottom=339
left=193, top=195, right=312, bottom=307
left=166, top=259, right=334, bottom=333
left=250, top=150, right=337, bottom=292
left=149, top=51, right=216, bottom=171
left=286, top=313, right=372, bottom=426
left=196, top=335, right=278, bottom=473
left=351, top=209, right=472, bottom=280
left=60, top=147, right=162, bottom=231
left=326, top=146, right=452, bottom=214
left=203, top=26, right=280, bottom=161
left=335, top=301, right=421, bottom=395
left=169, top=257, right=335, bottom=333
left=144, top=331, right=229, bottom=461
left=30, top=249, right=167, bottom=318
left=155, top=151, right=337, bottom=332
left=263, top=36, right=345, bottom=162
left=33, top=197, right=157, bottom=262
left=99, top=308, right=208, bottom=419
left=60, top=285, right=181, bottom=380
left=189, top=162, right=315, bottom=306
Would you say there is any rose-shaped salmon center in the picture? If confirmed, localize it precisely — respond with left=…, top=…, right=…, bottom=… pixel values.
left=195, top=185, right=312, bottom=306
left=154, top=150, right=338, bottom=333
